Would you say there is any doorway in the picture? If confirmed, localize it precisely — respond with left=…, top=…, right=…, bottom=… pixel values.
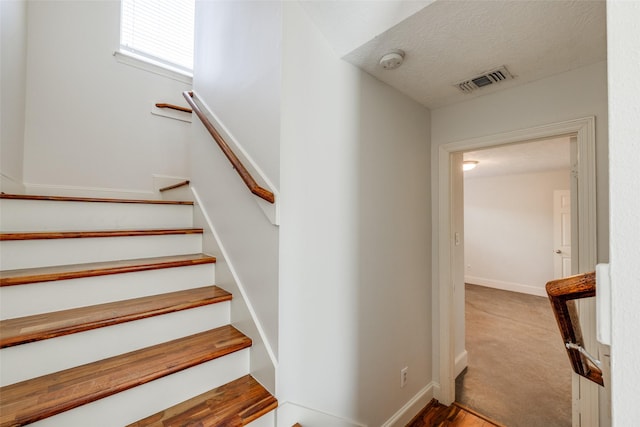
left=434, top=117, right=599, bottom=426
left=455, top=138, right=572, bottom=426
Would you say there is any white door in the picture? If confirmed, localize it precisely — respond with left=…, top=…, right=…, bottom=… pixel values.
left=554, top=190, right=572, bottom=279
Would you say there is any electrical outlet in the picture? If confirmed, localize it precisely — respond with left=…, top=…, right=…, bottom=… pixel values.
left=400, top=367, right=408, bottom=388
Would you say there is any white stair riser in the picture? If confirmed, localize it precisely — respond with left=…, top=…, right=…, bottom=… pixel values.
left=0, top=200, right=194, bottom=231
left=0, top=234, right=202, bottom=270
left=247, top=412, right=275, bottom=427
left=29, top=348, right=250, bottom=427
left=0, top=302, right=231, bottom=386
left=0, top=264, right=216, bottom=319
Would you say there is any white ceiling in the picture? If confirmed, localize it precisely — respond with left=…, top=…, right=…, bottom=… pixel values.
left=299, top=1, right=604, bottom=176
left=304, top=0, right=607, bottom=109
left=463, top=136, right=571, bottom=178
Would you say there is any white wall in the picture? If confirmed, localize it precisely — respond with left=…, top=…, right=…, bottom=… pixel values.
left=192, top=0, right=281, bottom=362
left=431, top=61, right=608, bottom=396
left=606, top=1, right=640, bottom=425
left=193, top=0, right=281, bottom=188
left=298, top=0, right=432, bottom=57
left=22, top=0, right=191, bottom=197
left=279, top=3, right=432, bottom=426
left=432, top=61, right=609, bottom=263
left=0, top=0, right=28, bottom=192
left=464, top=169, right=570, bottom=296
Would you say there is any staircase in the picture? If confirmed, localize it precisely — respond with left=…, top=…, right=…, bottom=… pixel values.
left=0, top=193, right=276, bottom=426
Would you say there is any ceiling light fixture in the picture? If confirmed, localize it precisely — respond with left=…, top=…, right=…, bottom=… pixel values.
left=379, top=49, right=405, bottom=70
left=463, top=160, right=479, bottom=171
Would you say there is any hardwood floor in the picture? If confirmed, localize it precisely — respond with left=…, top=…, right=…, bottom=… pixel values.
left=407, top=399, right=504, bottom=427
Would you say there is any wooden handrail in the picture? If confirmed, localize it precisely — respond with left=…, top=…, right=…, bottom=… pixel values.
left=155, top=103, right=192, bottom=113
left=182, top=91, right=275, bottom=204
left=159, top=180, right=190, bottom=192
left=546, top=272, right=604, bottom=386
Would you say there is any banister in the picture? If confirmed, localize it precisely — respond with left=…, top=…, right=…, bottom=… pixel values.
left=182, top=91, right=275, bottom=204
left=546, top=272, right=604, bottom=386
left=155, top=103, right=192, bottom=113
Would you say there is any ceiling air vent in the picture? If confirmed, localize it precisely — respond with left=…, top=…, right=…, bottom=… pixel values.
left=455, top=66, right=514, bottom=93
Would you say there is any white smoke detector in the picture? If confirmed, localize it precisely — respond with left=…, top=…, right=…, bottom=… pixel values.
left=379, top=49, right=405, bottom=70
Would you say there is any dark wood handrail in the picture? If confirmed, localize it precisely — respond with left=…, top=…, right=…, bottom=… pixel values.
left=546, top=272, right=604, bottom=386
left=155, top=103, right=192, bottom=113
left=159, top=180, right=190, bottom=192
left=182, top=91, right=275, bottom=204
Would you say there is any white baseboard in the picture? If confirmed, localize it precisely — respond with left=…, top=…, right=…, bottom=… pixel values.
left=464, top=276, right=547, bottom=297
left=151, top=106, right=193, bottom=123
left=23, top=182, right=159, bottom=200
left=18, top=176, right=193, bottom=201
left=381, top=382, right=437, bottom=427
left=454, top=350, right=468, bottom=377
left=276, top=402, right=367, bottom=427
left=1, top=173, right=25, bottom=194
left=277, top=383, right=437, bottom=427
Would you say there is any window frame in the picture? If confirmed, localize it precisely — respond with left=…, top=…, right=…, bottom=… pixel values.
left=116, top=0, right=195, bottom=81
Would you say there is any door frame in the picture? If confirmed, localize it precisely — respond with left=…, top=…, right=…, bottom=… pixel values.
left=434, top=116, right=597, bottom=424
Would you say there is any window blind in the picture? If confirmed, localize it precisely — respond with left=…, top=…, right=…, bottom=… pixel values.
left=120, top=0, right=194, bottom=74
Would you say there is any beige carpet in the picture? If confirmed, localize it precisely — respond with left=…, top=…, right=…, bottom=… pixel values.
left=455, top=284, right=572, bottom=427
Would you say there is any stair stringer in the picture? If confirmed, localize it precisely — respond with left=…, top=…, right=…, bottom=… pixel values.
left=191, top=187, right=277, bottom=394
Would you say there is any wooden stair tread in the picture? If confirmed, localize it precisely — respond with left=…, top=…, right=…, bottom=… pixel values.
left=0, top=228, right=204, bottom=241
left=0, top=286, right=231, bottom=348
left=0, top=193, right=193, bottom=205
left=0, top=326, right=252, bottom=427
left=127, top=374, right=276, bottom=427
left=0, top=253, right=216, bottom=286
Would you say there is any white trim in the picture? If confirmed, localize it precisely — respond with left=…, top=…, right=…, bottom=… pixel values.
left=191, top=187, right=278, bottom=370
left=246, top=411, right=275, bottom=427
left=23, top=182, right=158, bottom=200
left=151, top=105, right=192, bottom=123
left=454, top=350, right=468, bottom=378
left=113, top=50, right=193, bottom=85
left=381, top=382, right=437, bottom=427
left=464, top=277, right=548, bottom=297
left=276, top=401, right=367, bottom=427
left=434, top=117, right=598, bottom=410
left=190, top=92, right=280, bottom=226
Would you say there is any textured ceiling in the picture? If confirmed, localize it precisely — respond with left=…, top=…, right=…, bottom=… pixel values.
left=463, top=136, right=571, bottom=179
left=332, top=0, right=607, bottom=108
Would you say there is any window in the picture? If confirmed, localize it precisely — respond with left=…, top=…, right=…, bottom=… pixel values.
left=120, top=0, right=195, bottom=75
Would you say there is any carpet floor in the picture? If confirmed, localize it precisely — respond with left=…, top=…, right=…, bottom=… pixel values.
left=455, top=284, right=572, bottom=427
